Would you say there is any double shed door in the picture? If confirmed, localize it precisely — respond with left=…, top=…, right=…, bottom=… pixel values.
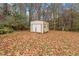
left=32, top=24, right=42, bottom=32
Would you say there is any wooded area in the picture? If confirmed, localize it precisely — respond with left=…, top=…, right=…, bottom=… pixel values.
left=0, top=3, right=79, bottom=34
left=0, top=3, right=79, bottom=56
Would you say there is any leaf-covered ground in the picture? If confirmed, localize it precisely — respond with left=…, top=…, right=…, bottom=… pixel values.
left=0, top=30, right=79, bottom=56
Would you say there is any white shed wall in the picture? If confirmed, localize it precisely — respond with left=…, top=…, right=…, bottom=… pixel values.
left=30, top=21, right=49, bottom=33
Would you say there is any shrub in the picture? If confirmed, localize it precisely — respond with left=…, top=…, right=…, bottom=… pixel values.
left=10, top=12, right=28, bottom=30
left=0, top=25, right=14, bottom=34
left=0, top=11, right=28, bottom=34
left=3, top=12, right=28, bottom=31
left=0, top=10, right=29, bottom=34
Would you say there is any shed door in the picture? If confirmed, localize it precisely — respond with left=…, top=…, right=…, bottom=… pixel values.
left=32, top=24, right=42, bottom=32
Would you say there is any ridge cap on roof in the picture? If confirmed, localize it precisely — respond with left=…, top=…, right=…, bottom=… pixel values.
left=31, top=20, right=48, bottom=23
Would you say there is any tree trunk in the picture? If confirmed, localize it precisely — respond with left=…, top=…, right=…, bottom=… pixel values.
left=3, top=3, right=8, bottom=16
left=18, top=3, right=26, bottom=15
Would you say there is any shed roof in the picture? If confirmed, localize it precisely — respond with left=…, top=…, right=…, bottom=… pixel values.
left=31, top=20, right=48, bottom=23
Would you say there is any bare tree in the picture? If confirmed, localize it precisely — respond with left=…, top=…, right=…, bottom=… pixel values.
left=18, top=3, right=26, bottom=16
left=3, top=3, right=9, bottom=16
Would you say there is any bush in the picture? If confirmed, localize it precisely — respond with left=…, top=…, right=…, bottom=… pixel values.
left=49, top=20, right=53, bottom=30
left=0, top=25, right=14, bottom=34
left=10, top=12, right=28, bottom=30
left=3, top=12, right=28, bottom=31
left=0, top=11, right=28, bottom=34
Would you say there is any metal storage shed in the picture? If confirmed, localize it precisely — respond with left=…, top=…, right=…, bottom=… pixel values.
left=30, top=20, right=49, bottom=33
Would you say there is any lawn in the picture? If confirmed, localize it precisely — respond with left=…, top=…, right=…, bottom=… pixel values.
left=0, top=30, right=79, bottom=56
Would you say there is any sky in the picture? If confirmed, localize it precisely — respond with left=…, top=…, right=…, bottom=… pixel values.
left=63, top=3, right=72, bottom=8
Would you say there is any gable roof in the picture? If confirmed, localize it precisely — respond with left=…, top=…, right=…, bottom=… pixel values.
left=31, top=20, right=48, bottom=23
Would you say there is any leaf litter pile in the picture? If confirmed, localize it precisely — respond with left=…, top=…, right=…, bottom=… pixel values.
left=0, top=31, right=79, bottom=56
